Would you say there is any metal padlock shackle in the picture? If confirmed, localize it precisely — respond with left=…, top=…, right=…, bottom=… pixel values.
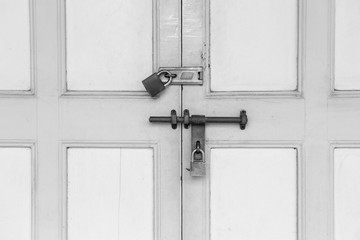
left=157, top=70, right=173, bottom=87
left=191, top=148, right=205, bottom=162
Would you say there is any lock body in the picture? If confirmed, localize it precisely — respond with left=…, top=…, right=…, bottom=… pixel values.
left=142, top=72, right=166, bottom=97
left=190, top=161, right=206, bottom=177
left=142, top=70, right=173, bottom=97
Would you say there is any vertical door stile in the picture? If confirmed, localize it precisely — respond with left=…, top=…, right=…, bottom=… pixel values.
left=158, top=1, right=183, bottom=240
left=304, top=0, right=331, bottom=239
left=36, top=0, right=61, bottom=239
left=181, top=1, right=205, bottom=240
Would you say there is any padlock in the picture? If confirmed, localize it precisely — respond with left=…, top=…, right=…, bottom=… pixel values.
left=190, top=148, right=206, bottom=176
left=142, top=70, right=173, bottom=97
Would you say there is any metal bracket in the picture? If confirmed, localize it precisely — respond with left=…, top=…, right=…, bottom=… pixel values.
left=190, top=113, right=206, bottom=176
left=158, top=67, right=203, bottom=85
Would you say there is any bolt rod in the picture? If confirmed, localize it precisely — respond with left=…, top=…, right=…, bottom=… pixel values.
left=149, top=116, right=242, bottom=124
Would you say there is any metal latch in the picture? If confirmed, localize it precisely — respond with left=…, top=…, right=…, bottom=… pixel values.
left=149, top=109, right=248, bottom=176
left=157, top=67, right=203, bottom=85
left=142, top=67, right=203, bottom=97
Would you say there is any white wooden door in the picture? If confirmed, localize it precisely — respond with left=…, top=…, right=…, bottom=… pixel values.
left=0, top=1, right=182, bottom=240
left=181, top=0, right=360, bottom=240
left=3, top=1, right=360, bottom=240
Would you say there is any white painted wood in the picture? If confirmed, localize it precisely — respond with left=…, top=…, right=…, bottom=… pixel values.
left=334, top=148, right=360, bottom=240
left=210, top=148, right=297, bottom=240
left=3, top=1, right=360, bottom=240
left=59, top=0, right=182, bottom=238
left=334, top=0, right=360, bottom=90
left=0, top=147, right=32, bottom=240
left=181, top=1, right=342, bottom=240
left=67, top=148, right=153, bottom=240
left=0, top=0, right=182, bottom=240
left=182, top=1, right=305, bottom=238
left=0, top=0, right=32, bottom=91
left=66, top=0, right=153, bottom=91
left=210, top=0, right=298, bottom=91
left=303, top=1, right=332, bottom=239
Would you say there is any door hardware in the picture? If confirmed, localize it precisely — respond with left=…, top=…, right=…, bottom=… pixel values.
left=142, top=67, right=203, bottom=97
left=190, top=141, right=206, bottom=176
left=149, top=109, right=248, bottom=176
left=142, top=70, right=174, bottom=97
left=157, top=67, right=203, bottom=85
left=149, top=109, right=248, bottom=130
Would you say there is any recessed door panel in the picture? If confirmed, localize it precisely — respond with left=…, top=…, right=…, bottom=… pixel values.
left=210, top=0, right=298, bottom=92
left=67, top=148, right=154, bottom=240
left=334, top=148, right=360, bottom=240
left=65, top=0, right=153, bottom=91
left=334, top=0, right=360, bottom=90
left=0, top=147, right=32, bottom=240
left=0, top=0, right=31, bottom=91
left=210, top=148, right=297, bottom=240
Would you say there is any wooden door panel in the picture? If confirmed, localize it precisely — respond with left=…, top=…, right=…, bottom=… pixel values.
left=0, top=0, right=33, bottom=93
left=209, top=148, right=298, bottom=240
left=56, top=0, right=182, bottom=239
left=65, top=0, right=153, bottom=91
left=333, top=148, right=360, bottom=240
left=181, top=1, right=332, bottom=240
left=209, top=0, right=298, bottom=92
left=0, top=147, right=34, bottom=240
left=65, top=148, right=154, bottom=240
left=0, top=1, right=182, bottom=240
left=333, top=0, right=360, bottom=91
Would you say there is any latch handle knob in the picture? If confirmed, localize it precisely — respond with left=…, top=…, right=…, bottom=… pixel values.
left=171, top=110, right=177, bottom=129
left=240, top=110, right=248, bottom=130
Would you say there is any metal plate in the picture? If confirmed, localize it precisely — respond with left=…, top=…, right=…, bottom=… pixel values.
left=158, top=67, right=203, bottom=85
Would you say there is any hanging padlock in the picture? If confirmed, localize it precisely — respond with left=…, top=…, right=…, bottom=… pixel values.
left=142, top=70, right=174, bottom=97
left=190, top=146, right=206, bottom=177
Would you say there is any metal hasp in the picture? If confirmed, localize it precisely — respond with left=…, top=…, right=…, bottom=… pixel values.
left=141, top=67, right=203, bottom=97
left=149, top=109, right=248, bottom=177
left=158, top=67, right=203, bottom=85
